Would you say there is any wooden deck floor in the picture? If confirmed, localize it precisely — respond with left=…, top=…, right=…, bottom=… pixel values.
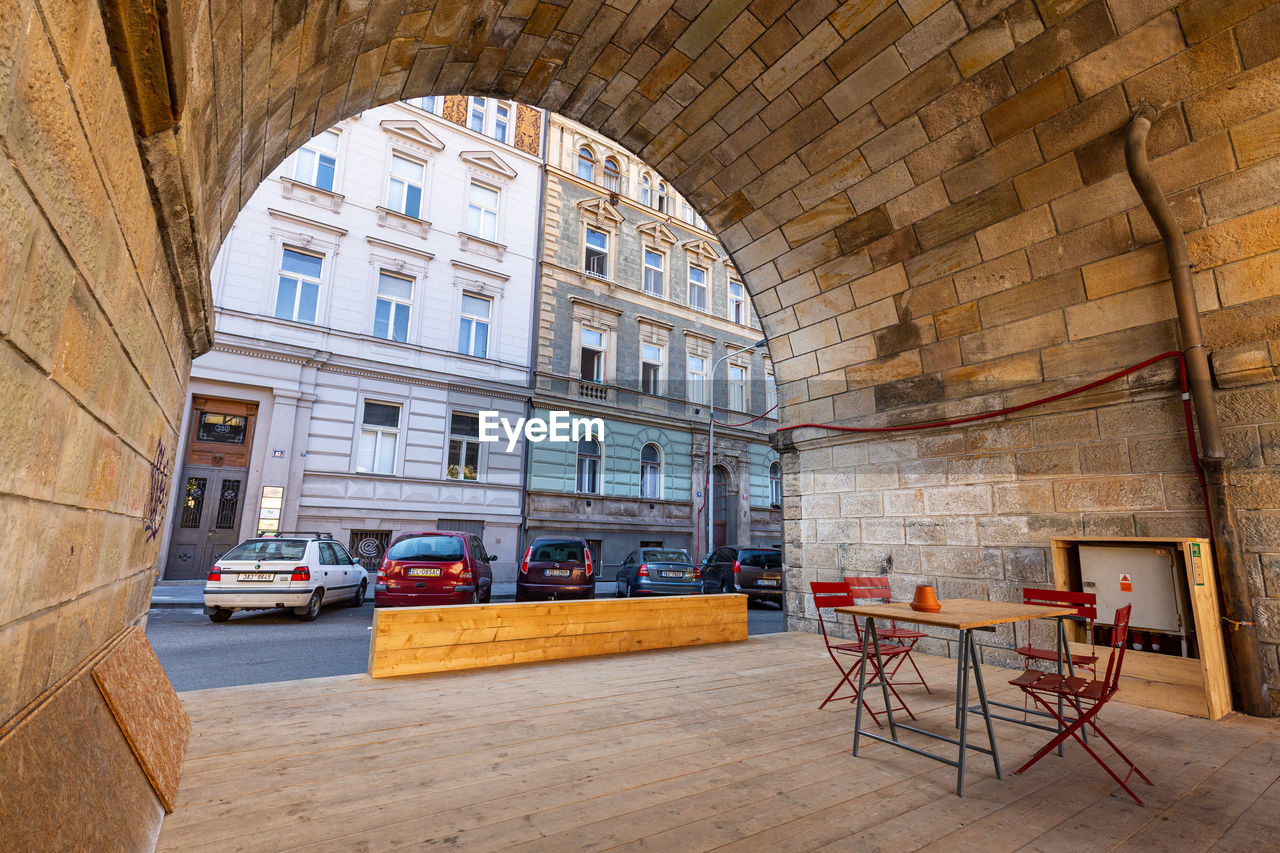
left=158, top=632, right=1280, bottom=852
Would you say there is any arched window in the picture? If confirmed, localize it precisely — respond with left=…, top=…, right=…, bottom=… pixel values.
left=640, top=443, right=662, bottom=499
left=603, top=158, right=621, bottom=192
left=641, top=174, right=651, bottom=206
left=576, top=437, right=601, bottom=494
left=656, top=181, right=668, bottom=213
left=577, top=147, right=595, bottom=181
left=769, top=461, right=782, bottom=507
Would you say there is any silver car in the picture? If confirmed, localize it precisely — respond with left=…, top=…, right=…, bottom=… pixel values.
left=615, top=548, right=701, bottom=597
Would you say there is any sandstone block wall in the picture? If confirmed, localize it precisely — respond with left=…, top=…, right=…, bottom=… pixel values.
left=0, top=0, right=191, bottom=727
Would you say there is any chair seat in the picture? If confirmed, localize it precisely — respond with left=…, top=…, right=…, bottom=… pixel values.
left=831, top=640, right=910, bottom=657
left=879, top=626, right=927, bottom=640
left=1012, top=670, right=1107, bottom=701
left=1016, top=644, right=1098, bottom=667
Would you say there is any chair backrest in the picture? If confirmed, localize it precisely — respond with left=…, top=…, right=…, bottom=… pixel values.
left=1022, top=587, right=1098, bottom=622
left=1101, top=604, right=1133, bottom=696
left=845, top=576, right=891, bottom=602
left=810, top=582, right=855, bottom=646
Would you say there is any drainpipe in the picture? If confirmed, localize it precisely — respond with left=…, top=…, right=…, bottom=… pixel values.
left=519, top=109, right=551, bottom=561
left=1125, top=104, right=1270, bottom=717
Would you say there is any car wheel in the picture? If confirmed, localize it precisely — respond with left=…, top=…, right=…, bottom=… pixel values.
left=349, top=580, right=367, bottom=607
left=295, top=590, right=323, bottom=621
left=208, top=608, right=231, bottom=623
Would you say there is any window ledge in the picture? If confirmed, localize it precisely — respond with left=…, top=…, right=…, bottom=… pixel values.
left=281, top=177, right=345, bottom=212
left=458, top=232, right=507, bottom=260
left=376, top=206, right=431, bottom=238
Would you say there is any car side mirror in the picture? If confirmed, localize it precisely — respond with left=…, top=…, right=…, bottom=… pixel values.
left=488, top=554, right=498, bottom=561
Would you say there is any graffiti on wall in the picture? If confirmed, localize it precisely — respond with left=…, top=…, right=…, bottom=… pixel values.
left=143, top=438, right=173, bottom=542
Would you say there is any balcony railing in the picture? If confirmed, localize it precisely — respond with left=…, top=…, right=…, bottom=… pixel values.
left=577, top=381, right=609, bottom=401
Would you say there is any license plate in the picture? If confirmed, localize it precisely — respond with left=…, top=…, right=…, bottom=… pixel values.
left=660, top=571, right=684, bottom=579
left=756, top=579, right=779, bottom=587
left=544, top=569, right=571, bottom=577
left=238, top=573, right=273, bottom=582
left=408, top=568, right=441, bottom=577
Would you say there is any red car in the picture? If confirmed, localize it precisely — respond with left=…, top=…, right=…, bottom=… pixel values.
left=375, top=531, right=494, bottom=607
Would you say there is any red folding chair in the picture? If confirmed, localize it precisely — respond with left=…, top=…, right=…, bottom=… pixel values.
left=1010, top=605, right=1154, bottom=805
left=1015, top=588, right=1099, bottom=677
left=810, top=582, right=916, bottom=727
left=845, top=577, right=932, bottom=693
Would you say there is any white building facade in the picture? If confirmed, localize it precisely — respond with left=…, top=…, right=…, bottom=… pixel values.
left=158, top=98, right=544, bottom=582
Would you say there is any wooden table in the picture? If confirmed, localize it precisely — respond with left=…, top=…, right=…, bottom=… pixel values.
left=835, top=599, right=1076, bottom=795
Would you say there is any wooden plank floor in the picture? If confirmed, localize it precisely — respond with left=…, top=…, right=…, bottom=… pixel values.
left=158, top=632, right=1280, bottom=852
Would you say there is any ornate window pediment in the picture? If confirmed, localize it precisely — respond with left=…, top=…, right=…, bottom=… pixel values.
left=459, top=150, right=518, bottom=180
left=577, top=197, right=624, bottom=228
left=379, top=119, right=445, bottom=152
left=637, top=220, right=678, bottom=248
left=682, top=239, right=721, bottom=265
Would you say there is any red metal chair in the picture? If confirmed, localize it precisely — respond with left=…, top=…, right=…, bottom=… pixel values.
left=810, top=582, right=916, bottom=727
left=844, top=576, right=932, bottom=693
left=1010, top=604, right=1154, bottom=805
left=1015, top=587, right=1099, bottom=677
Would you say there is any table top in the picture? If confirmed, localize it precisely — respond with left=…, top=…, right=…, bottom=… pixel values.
left=834, top=598, right=1077, bottom=630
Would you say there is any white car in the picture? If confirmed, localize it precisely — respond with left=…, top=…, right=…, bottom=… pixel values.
left=203, top=533, right=369, bottom=622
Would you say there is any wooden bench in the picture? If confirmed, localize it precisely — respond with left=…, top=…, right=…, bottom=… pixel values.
left=368, top=594, right=749, bottom=678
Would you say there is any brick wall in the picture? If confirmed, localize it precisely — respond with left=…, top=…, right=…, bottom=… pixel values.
left=0, top=0, right=193, bottom=725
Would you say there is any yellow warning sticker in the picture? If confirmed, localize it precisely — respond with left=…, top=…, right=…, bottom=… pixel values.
left=1120, top=573, right=1133, bottom=593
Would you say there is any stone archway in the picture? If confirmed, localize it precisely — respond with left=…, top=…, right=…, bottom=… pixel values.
left=4, top=0, right=1280, bottom=843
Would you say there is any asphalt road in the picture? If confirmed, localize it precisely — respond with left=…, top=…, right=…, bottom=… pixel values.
left=146, top=599, right=786, bottom=692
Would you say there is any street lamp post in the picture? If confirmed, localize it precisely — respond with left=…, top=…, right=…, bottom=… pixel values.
left=706, top=337, right=768, bottom=560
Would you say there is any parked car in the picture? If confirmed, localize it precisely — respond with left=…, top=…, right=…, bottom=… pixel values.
left=516, top=537, right=596, bottom=601
left=375, top=531, right=494, bottom=607
left=615, top=548, right=701, bottom=597
left=203, top=533, right=368, bottom=622
left=701, top=547, right=784, bottom=605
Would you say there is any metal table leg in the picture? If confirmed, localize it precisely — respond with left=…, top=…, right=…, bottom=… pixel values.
left=852, top=617, right=871, bottom=756
left=956, top=629, right=971, bottom=795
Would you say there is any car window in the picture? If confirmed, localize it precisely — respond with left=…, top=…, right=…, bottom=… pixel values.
left=316, top=542, right=336, bottom=564
left=386, top=535, right=465, bottom=561
left=332, top=543, right=355, bottom=564
left=222, top=539, right=308, bottom=561
left=642, top=549, right=692, bottom=564
left=531, top=541, right=584, bottom=562
left=623, top=551, right=635, bottom=565
left=739, top=550, right=782, bottom=568
left=471, top=537, right=488, bottom=563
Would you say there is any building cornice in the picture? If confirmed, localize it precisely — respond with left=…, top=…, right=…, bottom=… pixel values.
left=267, top=207, right=349, bottom=237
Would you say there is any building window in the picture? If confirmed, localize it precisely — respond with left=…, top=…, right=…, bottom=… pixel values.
left=576, top=437, right=601, bottom=494
left=580, top=327, right=605, bottom=382
left=196, top=413, right=247, bottom=445
left=643, top=249, right=664, bottom=297
left=728, top=281, right=746, bottom=324
left=584, top=227, right=609, bottom=278
left=577, top=147, right=595, bottom=181
left=495, top=103, right=510, bottom=143
left=687, top=354, right=708, bottom=404
left=458, top=293, right=491, bottom=358
left=641, top=174, right=651, bottom=206
left=765, top=370, right=777, bottom=411
left=469, top=97, right=486, bottom=133
left=640, top=443, right=662, bottom=500
left=729, top=364, right=746, bottom=411
left=293, top=129, right=339, bottom=191
left=447, top=412, right=481, bottom=481
left=274, top=247, right=322, bottom=324
left=467, top=97, right=511, bottom=143
left=602, top=158, right=621, bottom=192
left=467, top=181, right=500, bottom=241
left=357, top=401, right=400, bottom=475
left=387, top=153, right=425, bottom=219
left=415, top=96, right=442, bottom=115
left=641, top=343, right=663, bottom=395
left=688, top=265, right=707, bottom=312
left=374, top=271, right=413, bottom=342
left=657, top=181, right=668, bottom=213
left=770, top=461, right=782, bottom=507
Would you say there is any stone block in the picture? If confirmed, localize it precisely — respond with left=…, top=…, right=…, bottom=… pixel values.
left=1028, top=214, right=1131, bottom=278
left=823, top=46, right=909, bottom=120
left=1126, top=30, right=1242, bottom=113
left=1200, top=155, right=1280, bottom=225
left=920, top=545, right=1004, bottom=578
left=905, top=234, right=983, bottom=285
left=977, top=268, right=1082, bottom=328
left=977, top=512, right=1084, bottom=545
left=834, top=206, right=898, bottom=253
left=906, top=118, right=991, bottom=184
left=961, top=310, right=1066, bottom=362
left=897, top=3, right=968, bottom=71
left=949, top=452, right=1017, bottom=483
left=794, top=284, right=855, bottom=327
left=953, top=250, right=1032, bottom=302
left=1190, top=204, right=1280, bottom=271
left=851, top=263, right=911, bottom=307
left=1229, top=107, right=1280, bottom=169
left=935, top=300, right=982, bottom=338
left=1217, top=386, right=1280, bottom=427
left=1014, top=152, right=1082, bottom=209
left=1004, top=0, right=1116, bottom=89
left=841, top=489, right=884, bottom=517
left=1034, top=85, right=1129, bottom=162
left=1163, top=472, right=1206, bottom=509
left=924, top=484, right=995, bottom=514
left=816, top=517, right=862, bottom=544
left=915, top=183, right=1022, bottom=250
left=1176, top=0, right=1270, bottom=43
left=815, top=334, right=878, bottom=374
left=1237, top=3, right=1280, bottom=68
left=1081, top=243, right=1169, bottom=300
left=982, top=69, right=1077, bottom=145
left=967, top=422, right=1032, bottom=451
left=945, top=515, right=979, bottom=544
left=1133, top=511, right=1211, bottom=538
left=869, top=226, right=923, bottom=270
left=855, top=461, right=901, bottom=490
left=874, top=318, right=937, bottom=356
left=1054, top=475, right=1165, bottom=511
left=1064, top=282, right=1178, bottom=341
left=1016, top=446, right=1080, bottom=476
left=847, top=160, right=915, bottom=214
left=872, top=51, right=961, bottom=127
left=900, top=456, right=949, bottom=486
left=918, top=61, right=1015, bottom=139
left=1212, top=342, right=1276, bottom=388
left=862, top=116, right=931, bottom=171
left=899, top=279, right=960, bottom=322
left=1069, top=11, right=1185, bottom=98
left=950, top=12, right=1016, bottom=78
left=1083, top=513, right=1137, bottom=536
left=835, top=296, right=900, bottom=341
left=874, top=373, right=945, bottom=409
left=906, top=516, right=948, bottom=544
left=995, top=481, right=1055, bottom=513
left=975, top=203, right=1056, bottom=260
left=862, top=516, right=906, bottom=543
left=945, top=130, right=1043, bottom=202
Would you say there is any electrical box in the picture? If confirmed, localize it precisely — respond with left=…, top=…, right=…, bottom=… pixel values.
left=1079, top=544, right=1185, bottom=635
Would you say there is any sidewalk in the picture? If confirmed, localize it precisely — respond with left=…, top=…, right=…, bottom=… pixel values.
left=149, top=579, right=620, bottom=608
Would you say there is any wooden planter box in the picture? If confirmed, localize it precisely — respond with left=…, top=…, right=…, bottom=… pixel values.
left=1050, top=537, right=1231, bottom=720
left=369, top=594, right=748, bottom=678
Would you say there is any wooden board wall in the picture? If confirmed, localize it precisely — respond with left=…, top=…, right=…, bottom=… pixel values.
left=369, top=595, right=748, bottom=678
left=1051, top=536, right=1231, bottom=720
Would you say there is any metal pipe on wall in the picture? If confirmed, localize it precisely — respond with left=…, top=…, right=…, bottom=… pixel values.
left=1125, top=104, right=1271, bottom=717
